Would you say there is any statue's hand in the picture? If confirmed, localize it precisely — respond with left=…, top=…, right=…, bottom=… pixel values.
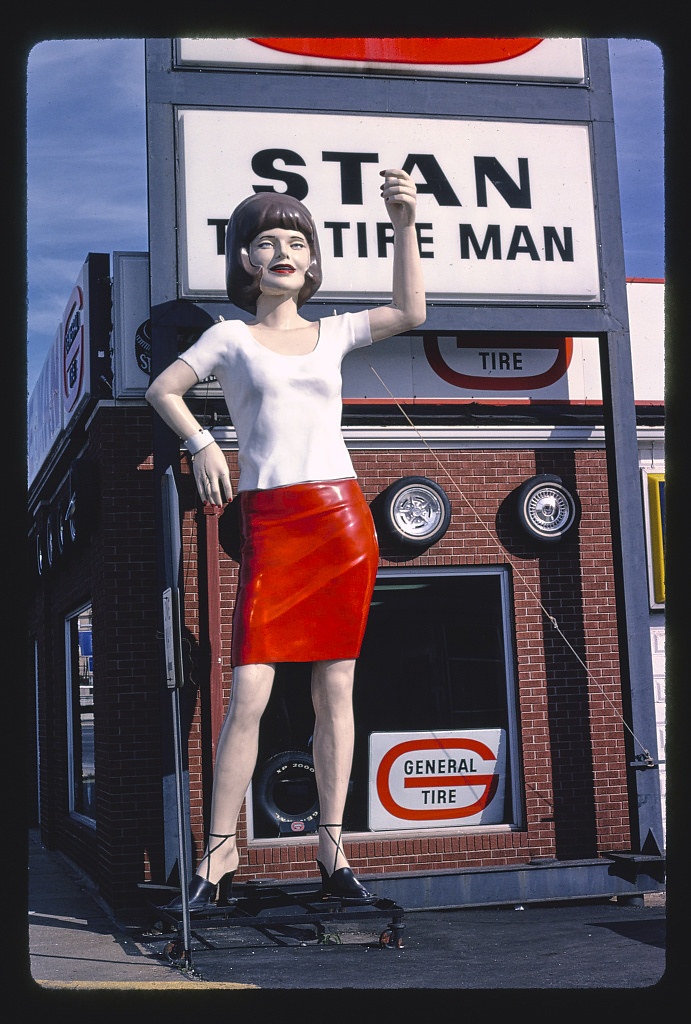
left=380, top=168, right=417, bottom=229
left=191, top=442, right=233, bottom=507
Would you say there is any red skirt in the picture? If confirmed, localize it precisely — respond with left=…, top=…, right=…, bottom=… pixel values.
left=231, top=478, right=379, bottom=666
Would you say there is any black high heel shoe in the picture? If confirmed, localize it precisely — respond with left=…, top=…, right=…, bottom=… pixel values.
left=166, top=833, right=237, bottom=913
left=316, top=823, right=378, bottom=904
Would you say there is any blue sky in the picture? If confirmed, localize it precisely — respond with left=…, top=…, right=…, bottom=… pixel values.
left=25, top=37, right=664, bottom=396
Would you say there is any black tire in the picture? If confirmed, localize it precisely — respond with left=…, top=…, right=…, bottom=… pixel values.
left=254, top=751, right=320, bottom=832
left=65, top=491, right=78, bottom=545
left=35, top=532, right=45, bottom=576
left=45, top=515, right=56, bottom=569
left=56, top=502, right=67, bottom=556
left=371, top=476, right=452, bottom=553
left=515, top=474, right=580, bottom=544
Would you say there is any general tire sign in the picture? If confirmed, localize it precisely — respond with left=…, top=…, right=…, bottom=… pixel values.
left=369, top=730, right=507, bottom=829
left=176, top=110, right=599, bottom=304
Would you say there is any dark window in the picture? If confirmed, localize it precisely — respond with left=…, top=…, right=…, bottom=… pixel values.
left=250, top=567, right=519, bottom=838
left=66, top=604, right=95, bottom=823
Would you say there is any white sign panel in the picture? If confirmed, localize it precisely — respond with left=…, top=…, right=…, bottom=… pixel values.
left=626, top=279, right=665, bottom=403
left=177, top=37, right=585, bottom=82
left=112, top=252, right=152, bottom=398
left=177, top=109, right=600, bottom=304
left=343, top=333, right=603, bottom=403
left=109, top=259, right=660, bottom=404
left=369, top=729, right=506, bottom=830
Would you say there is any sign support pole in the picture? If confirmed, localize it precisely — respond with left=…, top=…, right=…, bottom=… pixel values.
left=160, top=468, right=193, bottom=967
left=599, top=329, right=665, bottom=857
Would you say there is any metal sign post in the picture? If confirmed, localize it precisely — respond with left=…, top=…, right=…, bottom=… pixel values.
left=160, top=467, right=193, bottom=967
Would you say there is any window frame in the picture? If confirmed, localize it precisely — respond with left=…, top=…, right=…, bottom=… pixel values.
left=246, top=563, right=524, bottom=840
left=362, top=564, right=523, bottom=831
left=64, top=601, right=96, bottom=828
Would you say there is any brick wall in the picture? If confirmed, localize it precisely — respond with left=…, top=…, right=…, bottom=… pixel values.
left=29, top=407, right=163, bottom=907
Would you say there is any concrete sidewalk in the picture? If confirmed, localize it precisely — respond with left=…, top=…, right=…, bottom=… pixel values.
left=26, top=830, right=233, bottom=990
left=24, top=829, right=672, bottom=998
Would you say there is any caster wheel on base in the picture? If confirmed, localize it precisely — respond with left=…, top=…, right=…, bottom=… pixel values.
left=379, top=927, right=405, bottom=949
left=163, top=939, right=191, bottom=967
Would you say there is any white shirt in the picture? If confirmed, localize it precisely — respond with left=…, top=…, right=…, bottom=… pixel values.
left=179, top=310, right=373, bottom=492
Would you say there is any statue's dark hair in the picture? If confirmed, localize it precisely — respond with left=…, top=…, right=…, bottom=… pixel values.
left=225, top=192, right=322, bottom=313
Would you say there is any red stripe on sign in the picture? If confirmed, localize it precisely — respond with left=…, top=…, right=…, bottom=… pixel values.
left=250, top=38, right=543, bottom=65
left=404, top=775, right=495, bottom=788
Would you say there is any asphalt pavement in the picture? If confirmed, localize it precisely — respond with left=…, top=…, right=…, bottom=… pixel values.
left=20, top=828, right=676, bottom=1009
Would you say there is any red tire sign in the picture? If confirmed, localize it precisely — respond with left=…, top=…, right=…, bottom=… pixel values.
left=424, top=334, right=574, bottom=391
left=251, top=38, right=542, bottom=65
left=176, top=37, right=586, bottom=84
left=369, top=730, right=506, bottom=830
left=62, top=285, right=85, bottom=414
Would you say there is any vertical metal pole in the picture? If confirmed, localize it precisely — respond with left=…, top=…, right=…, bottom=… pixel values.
left=170, top=687, right=192, bottom=960
left=599, top=332, right=665, bottom=856
left=161, top=469, right=193, bottom=964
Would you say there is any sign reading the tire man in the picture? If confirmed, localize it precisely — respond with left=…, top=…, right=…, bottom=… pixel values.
left=369, top=730, right=506, bottom=830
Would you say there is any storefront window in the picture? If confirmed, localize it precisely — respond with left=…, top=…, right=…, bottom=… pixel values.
left=65, top=603, right=95, bottom=824
left=249, top=566, right=520, bottom=839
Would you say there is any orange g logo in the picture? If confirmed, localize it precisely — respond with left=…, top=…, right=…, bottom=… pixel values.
left=376, top=737, right=500, bottom=821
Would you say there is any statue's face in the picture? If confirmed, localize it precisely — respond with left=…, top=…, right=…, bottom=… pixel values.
left=247, top=227, right=311, bottom=299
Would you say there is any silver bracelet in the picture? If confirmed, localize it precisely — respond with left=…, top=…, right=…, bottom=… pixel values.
left=183, top=428, right=214, bottom=456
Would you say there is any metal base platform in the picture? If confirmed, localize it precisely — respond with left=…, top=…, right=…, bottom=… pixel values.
left=140, top=878, right=406, bottom=966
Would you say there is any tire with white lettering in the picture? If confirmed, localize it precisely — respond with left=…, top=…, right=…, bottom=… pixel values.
left=515, top=474, right=580, bottom=544
left=254, top=751, right=320, bottom=833
left=370, top=476, right=452, bottom=555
